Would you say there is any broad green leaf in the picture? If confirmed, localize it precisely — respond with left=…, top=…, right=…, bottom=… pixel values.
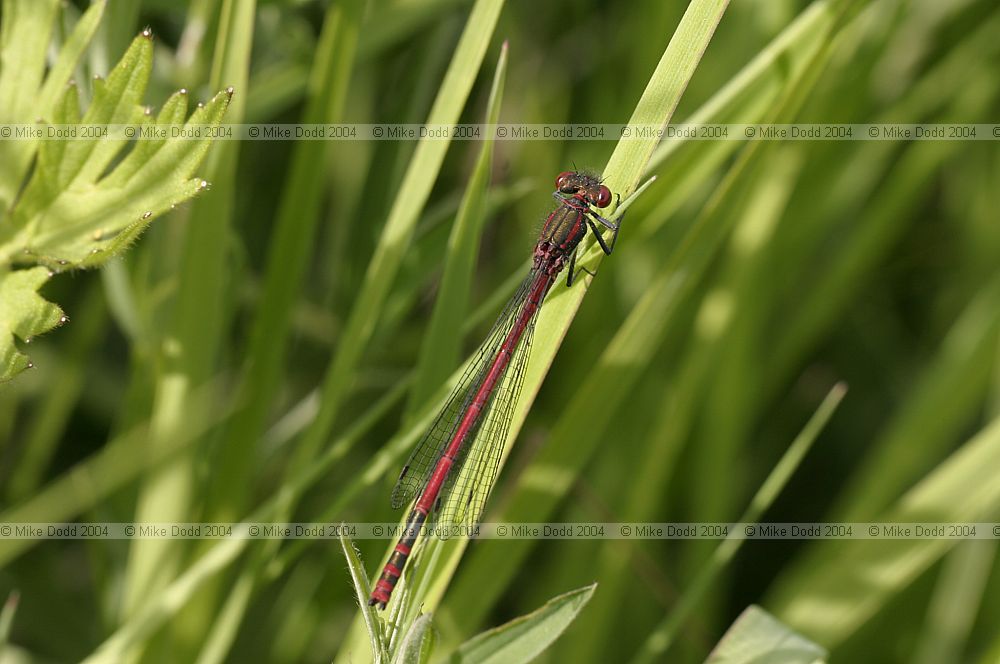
left=704, top=606, right=827, bottom=664
left=0, top=267, right=64, bottom=382
left=447, top=584, right=596, bottom=664
left=392, top=613, right=435, bottom=664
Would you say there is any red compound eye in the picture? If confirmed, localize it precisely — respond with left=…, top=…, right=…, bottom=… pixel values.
left=594, top=185, right=612, bottom=208
left=555, top=171, right=574, bottom=190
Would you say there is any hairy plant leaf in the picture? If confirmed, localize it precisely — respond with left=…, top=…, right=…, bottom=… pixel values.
left=392, top=613, right=435, bottom=664
left=340, top=532, right=389, bottom=663
left=0, top=266, right=64, bottom=382
left=0, top=33, right=232, bottom=268
left=0, top=29, right=231, bottom=381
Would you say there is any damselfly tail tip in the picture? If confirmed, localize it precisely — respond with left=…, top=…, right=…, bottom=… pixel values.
left=369, top=586, right=391, bottom=610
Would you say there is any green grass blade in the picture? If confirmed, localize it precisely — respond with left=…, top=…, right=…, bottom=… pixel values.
left=76, top=384, right=399, bottom=660
left=632, top=384, right=846, bottom=664
left=829, top=278, right=1000, bottom=521
left=600, top=0, right=733, bottom=200
left=407, top=40, right=507, bottom=416
left=576, top=142, right=803, bottom=660
left=914, top=540, right=997, bottom=664
left=72, top=270, right=525, bottom=658
left=122, top=0, right=253, bottom=625
left=53, top=263, right=515, bottom=657
left=82, top=535, right=250, bottom=664
left=100, top=0, right=141, bottom=65
left=191, top=4, right=366, bottom=660
left=443, top=4, right=860, bottom=635
left=0, top=590, right=18, bottom=651
left=0, top=382, right=228, bottom=568
left=286, top=0, right=505, bottom=511
left=205, top=0, right=364, bottom=525
left=637, top=0, right=838, bottom=240
left=768, top=415, right=1000, bottom=647
left=357, top=0, right=469, bottom=62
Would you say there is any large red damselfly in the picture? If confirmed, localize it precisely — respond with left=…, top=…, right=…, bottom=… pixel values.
left=369, top=170, right=623, bottom=609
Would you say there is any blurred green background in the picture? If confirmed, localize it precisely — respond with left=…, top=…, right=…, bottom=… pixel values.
left=2, top=0, right=1000, bottom=662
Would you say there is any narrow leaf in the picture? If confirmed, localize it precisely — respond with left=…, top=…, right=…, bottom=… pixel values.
left=0, top=590, right=19, bottom=648
left=769, top=415, right=1000, bottom=646
left=341, top=532, right=389, bottom=663
left=407, top=41, right=507, bottom=417
left=0, top=0, right=59, bottom=209
left=37, top=0, right=106, bottom=113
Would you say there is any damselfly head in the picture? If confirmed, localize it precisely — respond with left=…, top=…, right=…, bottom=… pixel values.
left=555, top=170, right=612, bottom=209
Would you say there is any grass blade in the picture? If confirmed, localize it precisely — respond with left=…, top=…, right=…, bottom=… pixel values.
left=632, top=384, right=847, bottom=663
left=768, top=415, right=1000, bottom=646
left=407, top=40, right=508, bottom=417
left=289, top=0, right=505, bottom=488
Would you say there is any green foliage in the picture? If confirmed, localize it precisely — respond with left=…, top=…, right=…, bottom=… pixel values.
left=2, top=0, right=1000, bottom=663
left=0, top=9, right=231, bottom=382
left=392, top=613, right=434, bottom=664
left=342, top=531, right=390, bottom=662
left=705, top=605, right=827, bottom=664
left=448, top=583, right=596, bottom=664
left=0, top=267, right=64, bottom=379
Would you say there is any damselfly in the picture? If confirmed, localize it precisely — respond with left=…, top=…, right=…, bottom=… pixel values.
left=370, top=171, right=624, bottom=609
